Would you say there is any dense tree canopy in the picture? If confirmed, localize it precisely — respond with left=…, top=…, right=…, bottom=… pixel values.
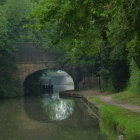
left=0, top=0, right=37, bottom=97
left=30, top=0, right=140, bottom=92
left=0, top=0, right=140, bottom=97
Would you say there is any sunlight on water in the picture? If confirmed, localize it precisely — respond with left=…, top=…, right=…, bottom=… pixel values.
left=42, top=96, right=75, bottom=121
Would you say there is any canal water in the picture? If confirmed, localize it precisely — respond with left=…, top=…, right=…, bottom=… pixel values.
left=0, top=71, right=107, bottom=140
left=0, top=94, right=106, bottom=140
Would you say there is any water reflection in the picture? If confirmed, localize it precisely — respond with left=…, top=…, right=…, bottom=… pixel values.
left=24, top=70, right=76, bottom=122
left=24, top=93, right=75, bottom=122
left=0, top=95, right=107, bottom=140
left=0, top=70, right=107, bottom=139
left=42, top=95, right=75, bottom=121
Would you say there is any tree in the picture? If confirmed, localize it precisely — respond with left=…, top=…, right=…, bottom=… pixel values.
left=29, top=0, right=140, bottom=92
left=0, top=0, right=37, bottom=98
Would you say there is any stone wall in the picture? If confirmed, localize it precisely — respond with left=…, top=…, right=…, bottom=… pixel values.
left=17, top=62, right=55, bottom=83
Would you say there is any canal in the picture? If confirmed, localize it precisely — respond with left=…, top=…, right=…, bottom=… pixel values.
left=0, top=70, right=106, bottom=140
left=0, top=94, right=107, bottom=140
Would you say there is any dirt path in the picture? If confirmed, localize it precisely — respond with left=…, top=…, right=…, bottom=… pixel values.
left=74, top=89, right=140, bottom=114
left=99, top=95, right=140, bottom=113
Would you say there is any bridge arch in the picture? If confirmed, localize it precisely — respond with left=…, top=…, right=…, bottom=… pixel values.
left=23, top=68, right=75, bottom=96
left=17, top=43, right=82, bottom=91
left=17, top=62, right=55, bottom=82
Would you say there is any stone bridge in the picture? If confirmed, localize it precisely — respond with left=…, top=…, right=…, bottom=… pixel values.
left=17, top=43, right=98, bottom=89
left=17, top=43, right=56, bottom=82
left=16, top=43, right=81, bottom=88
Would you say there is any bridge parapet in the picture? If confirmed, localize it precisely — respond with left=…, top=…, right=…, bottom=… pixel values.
left=16, top=43, right=56, bottom=82
left=16, top=43, right=80, bottom=89
left=16, top=43, right=55, bottom=63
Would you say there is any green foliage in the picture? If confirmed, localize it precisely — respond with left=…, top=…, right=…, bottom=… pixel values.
left=0, top=0, right=37, bottom=98
left=110, top=60, right=140, bottom=105
left=127, top=59, right=140, bottom=94
left=23, top=0, right=140, bottom=93
left=0, top=0, right=139, bottom=101
left=0, top=0, right=6, bottom=5
left=29, top=0, right=134, bottom=92
left=30, top=0, right=104, bottom=60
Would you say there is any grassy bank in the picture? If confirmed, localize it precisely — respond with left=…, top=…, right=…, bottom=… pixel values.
left=112, top=91, right=140, bottom=106
left=88, top=96, right=140, bottom=140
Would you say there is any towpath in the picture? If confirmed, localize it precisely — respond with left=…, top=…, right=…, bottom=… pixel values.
left=73, top=89, right=140, bottom=113
left=99, top=95, right=140, bottom=113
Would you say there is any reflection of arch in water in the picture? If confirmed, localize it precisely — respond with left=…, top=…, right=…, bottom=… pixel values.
left=23, top=69, right=75, bottom=96
left=24, top=95, right=100, bottom=131
left=24, top=96, right=75, bottom=122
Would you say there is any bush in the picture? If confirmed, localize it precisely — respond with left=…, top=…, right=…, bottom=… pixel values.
left=127, top=59, right=140, bottom=94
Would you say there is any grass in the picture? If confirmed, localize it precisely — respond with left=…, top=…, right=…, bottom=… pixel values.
left=88, top=96, right=140, bottom=140
left=112, top=91, right=140, bottom=105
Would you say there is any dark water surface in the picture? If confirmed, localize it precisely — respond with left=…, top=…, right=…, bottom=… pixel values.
left=0, top=92, right=106, bottom=140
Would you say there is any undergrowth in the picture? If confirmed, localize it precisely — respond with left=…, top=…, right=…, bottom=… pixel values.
left=127, top=60, right=140, bottom=94
left=112, top=60, right=140, bottom=105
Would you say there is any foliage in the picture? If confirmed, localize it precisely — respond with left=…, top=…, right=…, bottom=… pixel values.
left=1, top=0, right=140, bottom=97
left=113, top=60, right=140, bottom=104
left=0, top=0, right=37, bottom=98
left=29, top=0, right=140, bottom=92
left=127, top=59, right=140, bottom=94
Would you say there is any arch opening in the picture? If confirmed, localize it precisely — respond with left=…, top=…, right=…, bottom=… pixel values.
left=23, top=69, right=75, bottom=96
